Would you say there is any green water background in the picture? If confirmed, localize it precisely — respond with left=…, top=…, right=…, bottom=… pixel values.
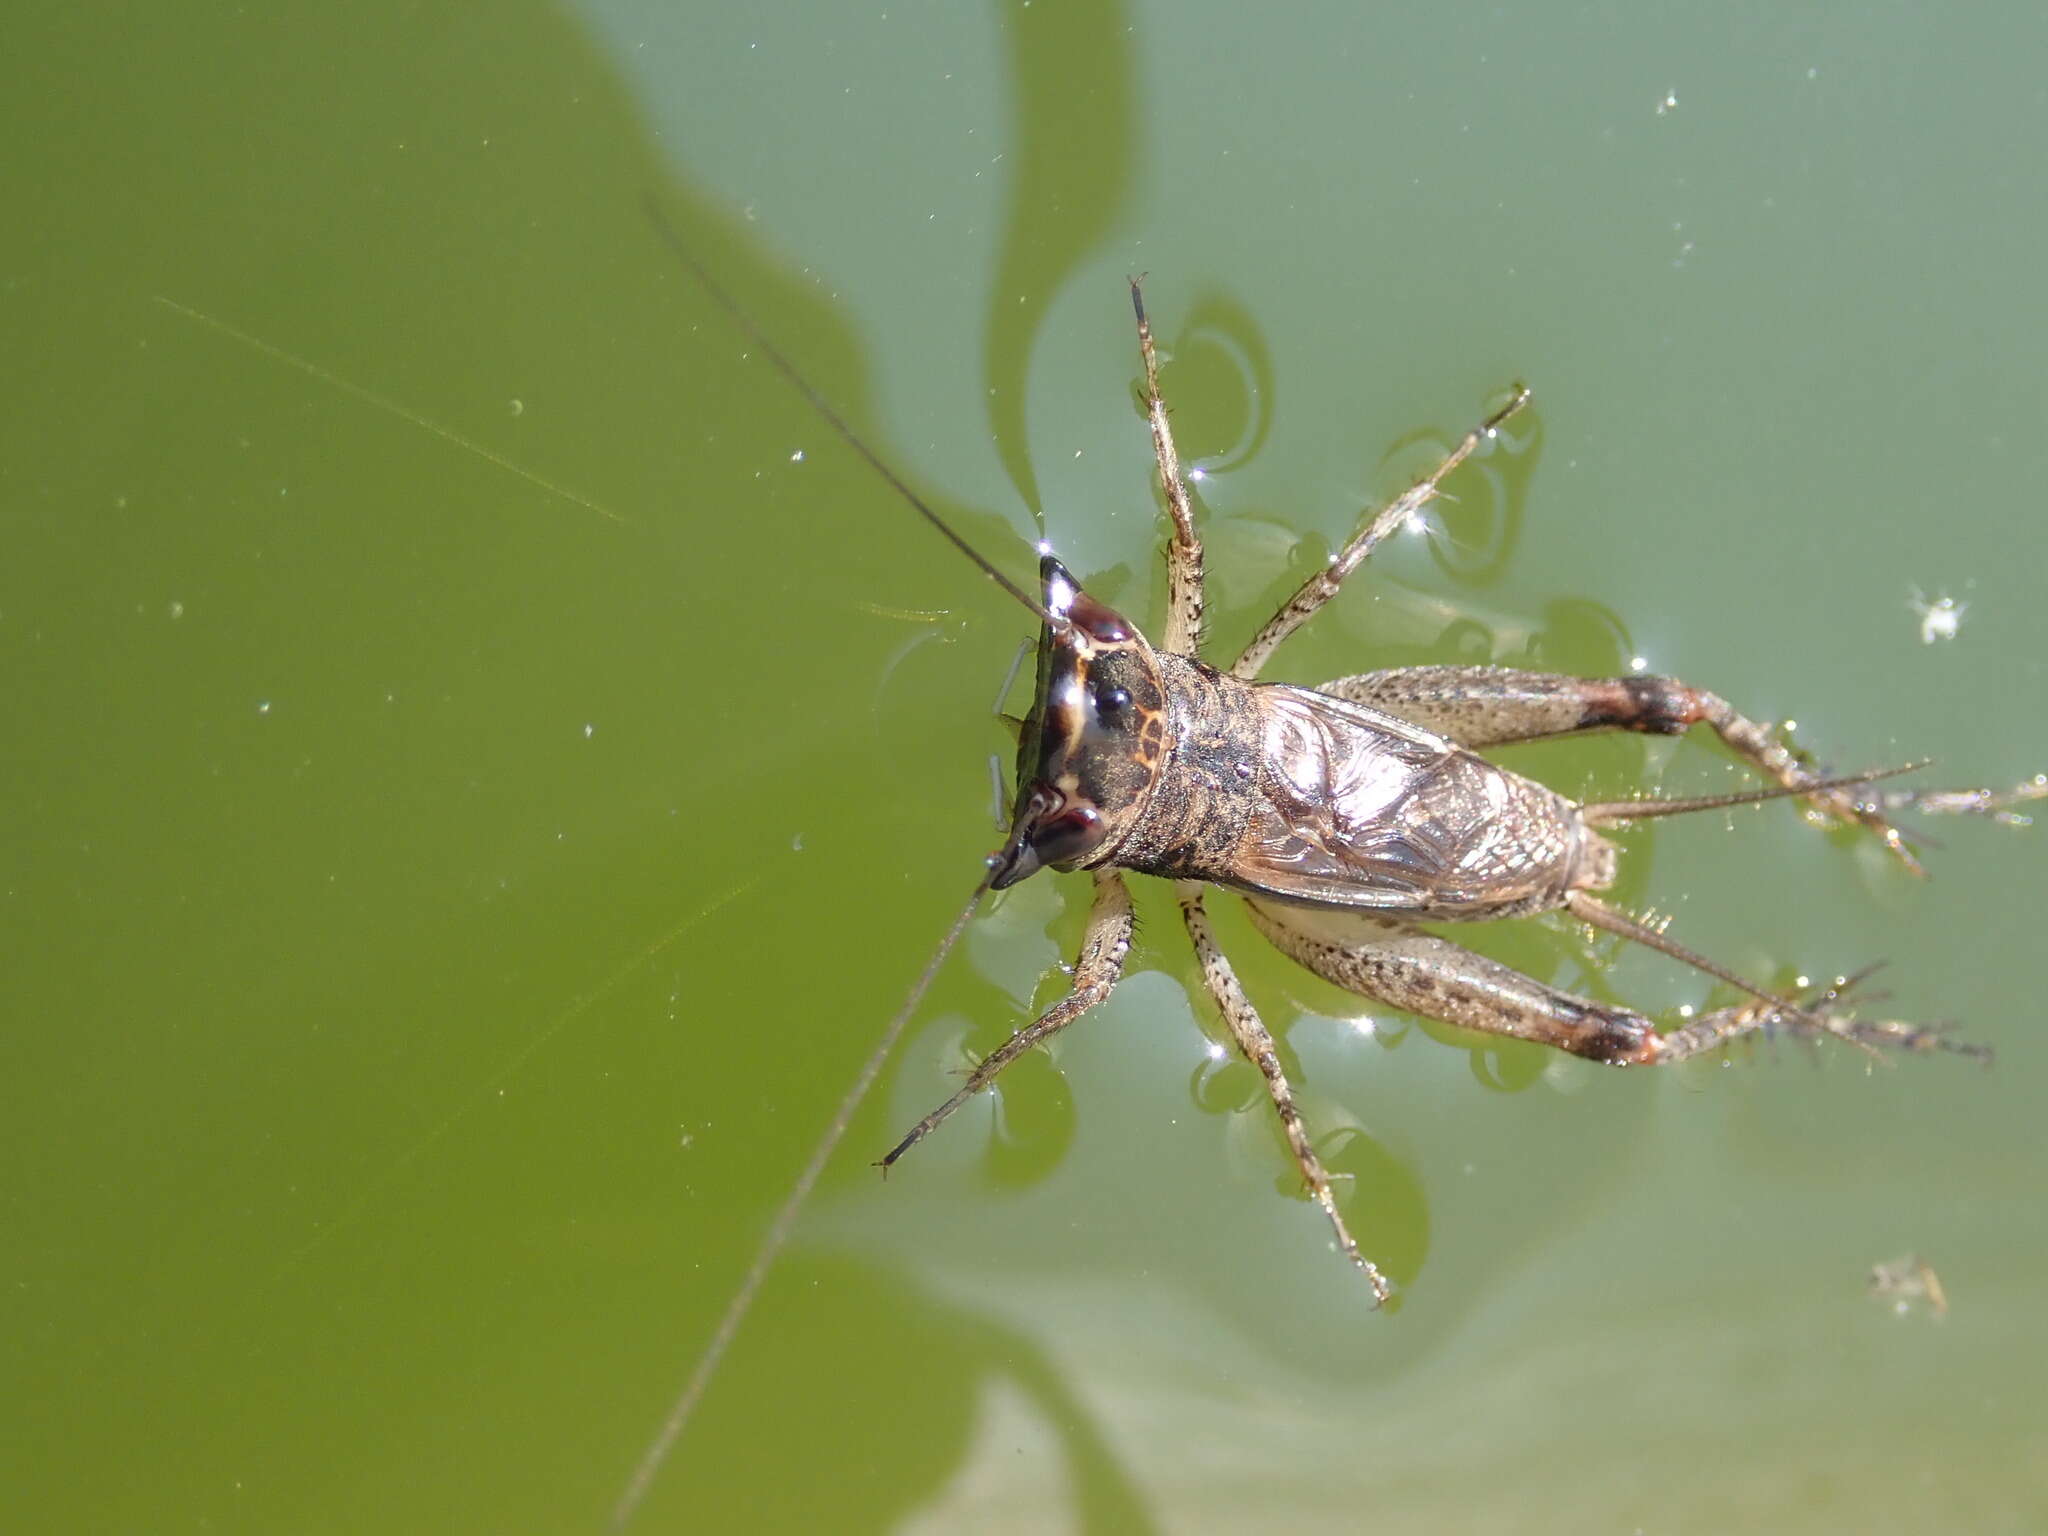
left=5, top=2, right=2045, bottom=1530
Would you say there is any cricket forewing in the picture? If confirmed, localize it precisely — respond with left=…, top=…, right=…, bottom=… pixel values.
left=1108, top=664, right=1617, bottom=918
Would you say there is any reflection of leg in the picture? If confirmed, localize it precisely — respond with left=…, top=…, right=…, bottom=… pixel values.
left=1316, top=664, right=1956, bottom=872
left=1878, top=775, right=2046, bottom=826
left=1231, top=389, right=1530, bottom=681
left=1245, top=898, right=1982, bottom=1065
left=881, top=870, right=1133, bottom=1169
left=1130, top=280, right=1205, bottom=656
left=1178, top=882, right=1390, bottom=1303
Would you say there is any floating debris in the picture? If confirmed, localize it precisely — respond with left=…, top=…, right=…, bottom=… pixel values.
left=1868, top=1252, right=1947, bottom=1317
left=1908, top=587, right=1967, bottom=645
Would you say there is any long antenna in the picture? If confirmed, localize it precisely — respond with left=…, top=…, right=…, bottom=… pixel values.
left=611, top=863, right=1000, bottom=1530
left=644, top=196, right=1060, bottom=629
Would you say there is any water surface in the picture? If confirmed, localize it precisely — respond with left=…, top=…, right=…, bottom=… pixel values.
left=5, top=3, right=2044, bottom=1530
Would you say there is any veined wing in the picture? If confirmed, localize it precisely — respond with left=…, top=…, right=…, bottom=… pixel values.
left=1221, top=684, right=1583, bottom=916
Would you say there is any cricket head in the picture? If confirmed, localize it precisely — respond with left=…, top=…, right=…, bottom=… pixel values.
left=991, top=555, right=1169, bottom=889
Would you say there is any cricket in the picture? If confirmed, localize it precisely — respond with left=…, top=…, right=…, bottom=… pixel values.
left=616, top=204, right=2038, bottom=1524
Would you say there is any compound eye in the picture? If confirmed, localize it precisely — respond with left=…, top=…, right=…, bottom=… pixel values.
left=1032, top=803, right=1105, bottom=868
left=1091, top=684, right=1132, bottom=722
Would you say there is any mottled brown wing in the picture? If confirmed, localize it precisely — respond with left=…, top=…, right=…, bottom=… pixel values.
left=1219, top=685, right=1584, bottom=918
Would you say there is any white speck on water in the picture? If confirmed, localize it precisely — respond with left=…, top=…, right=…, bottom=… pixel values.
left=1629, top=655, right=1648, bottom=673
left=791, top=832, right=804, bottom=852
left=1909, top=588, right=1966, bottom=644
left=789, top=448, right=804, bottom=463
left=1807, top=66, right=1819, bottom=80
left=1678, top=1004, right=1695, bottom=1019
left=168, top=600, right=184, bottom=620
left=582, top=722, right=595, bottom=739
left=256, top=700, right=271, bottom=715
left=1205, top=1040, right=1226, bottom=1061
left=508, top=399, right=523, bottom=417
left=1189, top=465, right=1207, bottom=482
left=1655, top=90, right=1679, bottom=116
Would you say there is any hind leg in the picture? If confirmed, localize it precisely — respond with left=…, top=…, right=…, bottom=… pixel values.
left=1315, top=664, right=2036, bottom=873
left=1244, top=899, right=1982, bottom=1063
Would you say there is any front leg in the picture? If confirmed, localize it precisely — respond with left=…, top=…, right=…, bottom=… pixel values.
left=881, top=869, right=1134, bottom=1169
left=1317, top=664, right=2033, bottom=873
left=1130, top=280, right=1206, bottom=657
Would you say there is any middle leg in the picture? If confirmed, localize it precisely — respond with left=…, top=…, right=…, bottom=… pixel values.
left=1126, top=291, right=1386, bottom=1277
left=1177, top=881, right=1391, bottom=1302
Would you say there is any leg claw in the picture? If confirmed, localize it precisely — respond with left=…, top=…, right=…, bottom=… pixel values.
left=1765, top=965, right=1991, bottom=1063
